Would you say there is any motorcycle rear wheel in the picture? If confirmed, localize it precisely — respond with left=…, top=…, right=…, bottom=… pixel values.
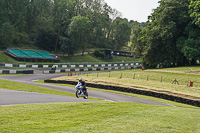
left=84, top=91, right=88, bottom=99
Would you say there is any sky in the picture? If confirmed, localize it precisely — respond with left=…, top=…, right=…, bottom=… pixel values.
left=104, top=0, right=160, bottom=22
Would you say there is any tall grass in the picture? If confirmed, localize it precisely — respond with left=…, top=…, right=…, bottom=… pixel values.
left=85, top=69, right=200, bottom=88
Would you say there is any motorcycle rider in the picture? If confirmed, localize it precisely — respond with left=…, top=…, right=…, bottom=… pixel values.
left=77, top=78, right=87, bottom=93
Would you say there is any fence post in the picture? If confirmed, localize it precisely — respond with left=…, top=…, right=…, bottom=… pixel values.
left=97, top=73, right=98, bottom=77
left=109, top=72, right=110, bottom=78
left=120, top=73, right=122, bottom=79
left=161, top=76, right=162, bottom=82
left=133, top=73, right=135, bottom=79
left=147, top=75, right=149, bottom=81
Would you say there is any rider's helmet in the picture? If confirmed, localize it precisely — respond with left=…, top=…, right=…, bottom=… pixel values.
left=79, top=78, right=82, bottom=82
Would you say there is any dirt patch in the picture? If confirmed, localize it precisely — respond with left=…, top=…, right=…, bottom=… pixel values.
left=189, top=70, right=200, bottom=74
left=146, top=69, right=200, bottom=75
left=145, top=70, right=185, bottom=74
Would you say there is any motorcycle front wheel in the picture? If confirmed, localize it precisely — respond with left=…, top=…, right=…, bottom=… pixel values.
left=76, top=90, right=80, bottom=98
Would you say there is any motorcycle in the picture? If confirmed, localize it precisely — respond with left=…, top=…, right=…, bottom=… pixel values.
left=75, top=84, right=88, bottom=99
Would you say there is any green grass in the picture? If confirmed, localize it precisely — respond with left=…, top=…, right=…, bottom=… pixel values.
left=1, top=70, right=200, bottom=132
left=59, top=54, right=139, bottom=63
left=0, top=102, right=200, bottom=133
left=0, top=52, right=18, bottom=63
left=59, top=54, right=102, bottom=63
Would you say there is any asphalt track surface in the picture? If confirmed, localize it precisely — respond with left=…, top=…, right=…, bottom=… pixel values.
left=0, top=72, right=173, bottom=106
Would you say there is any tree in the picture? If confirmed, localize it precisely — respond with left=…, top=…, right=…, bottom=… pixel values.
left=68, top=15, right=91, bottom=55
left=141, top=0, right=191, bottom=68
left=176, top=22, right=200, bottom=65
left=52, top=0, right=76, bottom=54
left=189, top=0, right=200, bottom=27
left=60, top=36, right=74, bottom=57
left=0, top=22, right=15, bottom=49
left=112, top=18, right=131, bottom=50
left=36, top=27, right=57, bottom=51
left=130, top=22, right=143, bottom=57
left=0, top=0, right=6, bottom=24
left=0, top=0, right=133, bottom=55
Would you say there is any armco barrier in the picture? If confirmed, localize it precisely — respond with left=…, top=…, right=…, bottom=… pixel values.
left=44, top=79, right=200, bottom=107
left=43, top=66, right=134, bottom=74
left=0, top=70, right=34, bottom=74
left=0, top=62, right=141, bottom=68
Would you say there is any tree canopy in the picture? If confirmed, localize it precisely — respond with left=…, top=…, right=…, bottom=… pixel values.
left=0, top=0, right=133, bottom=56
left=1, top=0, right=200, bottom=67
left=132, top=0, right=200, bottom=68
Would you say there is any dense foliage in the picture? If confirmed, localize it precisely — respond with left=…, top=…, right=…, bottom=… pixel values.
left=93, top=50, right=105, bottom=59
left=2, top=0, right=199, bottom=67
left=0, top=0, right=132, bottom=56
left=133, top=0, right=200, bottom=68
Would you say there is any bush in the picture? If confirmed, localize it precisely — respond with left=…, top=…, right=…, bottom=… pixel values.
left=93, top=50, right=105, bottom=59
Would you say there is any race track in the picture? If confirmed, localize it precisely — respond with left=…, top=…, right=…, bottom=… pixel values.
left=0, top=73, right=172, bottom=106
left=0, top=89, right=95, bottom=106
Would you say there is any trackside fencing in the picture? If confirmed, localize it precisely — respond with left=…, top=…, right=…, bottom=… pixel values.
left=0, top=70, right=33, bottom=74
left=43, top=66, right=133, bottom=74
left=0, top=62, right=141, bottom=68
left=0, top=62, right=142, bottom=74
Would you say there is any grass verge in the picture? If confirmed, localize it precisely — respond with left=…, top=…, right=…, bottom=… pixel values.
left=0, top=102, right=200, bottom=133
left=0, top=52, right=18, bottom=63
